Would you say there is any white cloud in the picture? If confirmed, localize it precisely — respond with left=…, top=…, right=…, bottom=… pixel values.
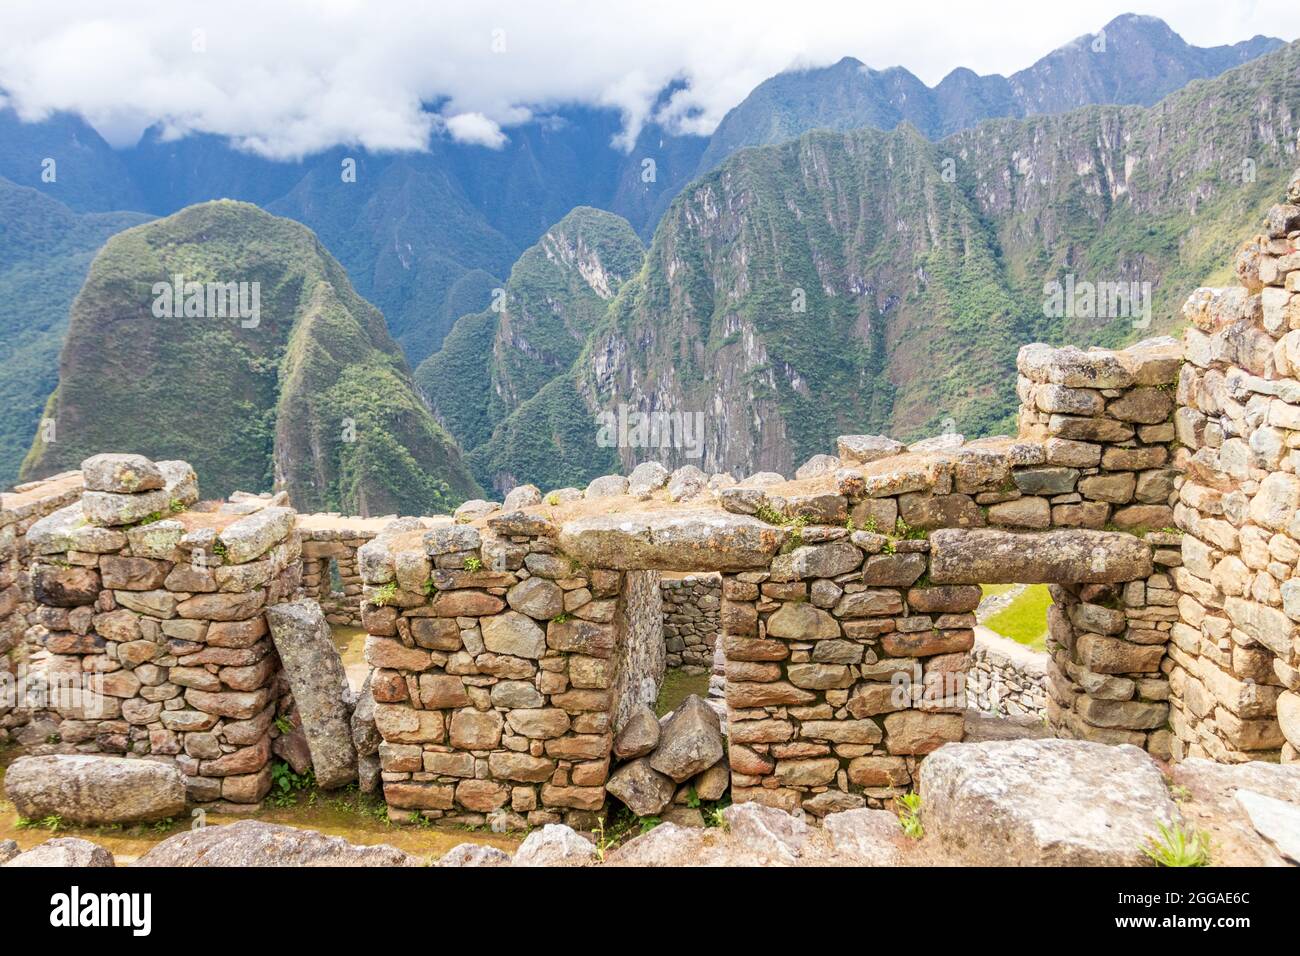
left=0, top=0, right=1295, bottom=159
left=444, top=112, right=507, bottom=148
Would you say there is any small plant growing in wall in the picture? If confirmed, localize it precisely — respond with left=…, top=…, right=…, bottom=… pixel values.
left=896, top=793, right=924, bottom=839
left=551, top=612, right=571, bottom=624
left=371, top=582, right=398, bottom=607
left=893, top=517, right=927, bottom=541
left=702, top=796, right=731, bottom=829
left=1141, top=821, right=1210, bottom=867
left=463, top=555, right=483, bottom=572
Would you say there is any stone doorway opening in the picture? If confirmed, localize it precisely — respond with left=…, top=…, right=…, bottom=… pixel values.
left=655, top=572, right=721, bottom=717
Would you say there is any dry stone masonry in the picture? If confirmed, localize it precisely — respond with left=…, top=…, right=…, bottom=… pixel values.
left=967, top=630, right=1048, bottom=720
left=0, top=471, right=83, bottom=744
left=21, top=455, right=304, bottom=805
left=1013, top=341, right=1184, bottom=758
left=355, top=512, right=665, bottom=828
left=660, top=573, right=721, bottom=669
left=1170, top=180, right=1300, bottom=765
left=296, top=514, right=385, bottom=627
left=5, top=158, right=1300, bottom=831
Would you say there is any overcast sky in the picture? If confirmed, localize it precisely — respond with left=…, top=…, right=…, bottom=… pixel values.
left=0, top=1, right=1296, bottom=159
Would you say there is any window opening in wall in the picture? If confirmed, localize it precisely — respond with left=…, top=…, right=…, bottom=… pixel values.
left=968, top=584, right=1052, bottom=725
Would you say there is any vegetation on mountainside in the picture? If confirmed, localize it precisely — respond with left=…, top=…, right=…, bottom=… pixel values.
left=487, top=208, right=643, bottom=416
left=437, top=39, right=1299, bottom=488
left=588, top=41, right=1300, bottom=471
left=4, top=23, right=1295, bottom=498
left=0, top=108, right=146, bottom=214
left=0, top=178, right=152, bottom=485
left=21, top=200, right=479, bottom=513
left=417, top=207, right=642, bottom=494
left=414, top=310, right=500, bottom=453
left=268, top=157, right=517, bottom=364
left=466, top=372, right=619, bottom=495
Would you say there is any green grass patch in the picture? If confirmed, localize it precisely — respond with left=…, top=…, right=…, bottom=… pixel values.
left=654, top=668, right=711, bottom=717
left=981, top=584, right=1052, bottom=651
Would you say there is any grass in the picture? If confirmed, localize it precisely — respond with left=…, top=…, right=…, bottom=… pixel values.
left=980, top=584, right=1052, bottom=651
left=896, top=793, right=924, bottom=839
left=980, top=583, right=1018, bottom=597
left=1142, top=821, right=1211, bottom=867
left=654, top=667, right=711, bottom=717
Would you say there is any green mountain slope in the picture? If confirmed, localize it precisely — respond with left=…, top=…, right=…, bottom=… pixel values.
left=0, top=177, right=152, bottom=485
left=267, top=156, right=516, bottom=365
left=0, top=108, right=146, bottom=213
left=457, top=38, right=1300, bottom=485
left=465, top=371, right=620, bottom=495
left=582, top=124, right=1027, bottom=476
left=21, top=200, right=480, bottom=513
left=415, top=206, right=643, bottom=492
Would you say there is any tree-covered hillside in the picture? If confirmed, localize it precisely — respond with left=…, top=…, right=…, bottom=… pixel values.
left=22, top=201, right=480, bottom=514
left=0, top=178, right=152, bottom=484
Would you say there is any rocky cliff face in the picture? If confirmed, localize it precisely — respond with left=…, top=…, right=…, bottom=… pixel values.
left=447, top=39, right=1300, bottom=484
left=22, top=201, right=480, bottom=514
left=417, top=207, right=643, bottom=493
left=612, top=41, right=1300, bottom=476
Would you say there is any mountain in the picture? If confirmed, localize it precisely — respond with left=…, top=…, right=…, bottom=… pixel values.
left=0, top=108, right=145, bottom=213
left=0, top=177, right=152, bottom=483
left=0, top=16, right=1276, bottom=367
left=453, top=38, right=1300, bottom=483
left=21, top=201, right=481, bottom=514
left=0, top=15, right=1289, bottom=491
left=698, top=14, right=1284, bottom=168
left=415, top=206, right=643, bottom=492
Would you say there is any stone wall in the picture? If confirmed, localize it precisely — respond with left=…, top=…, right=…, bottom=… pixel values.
left=967, top=630, right=1047, bottom=719
left=20, top=455, right=303, bottom=805
left=358, top=513, right=656, bottom=829
left=6, top=161, right=1297, bottom=826
left=660, top=573, right=720, bottom=670
left=1013, top=341, right=1185, bottom=758
left=613, top=569, right=664, bottom=730
left=350, top=332, right=1188, bottom=822
left=1169, top=182, right=1300, bottom=764
left=0, top=471, right=84, bottom=745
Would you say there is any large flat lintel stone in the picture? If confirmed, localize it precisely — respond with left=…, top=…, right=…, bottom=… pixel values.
left=557, top=510, right=786, bottom=571
left=929, top=528, right=1153, bottom=584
